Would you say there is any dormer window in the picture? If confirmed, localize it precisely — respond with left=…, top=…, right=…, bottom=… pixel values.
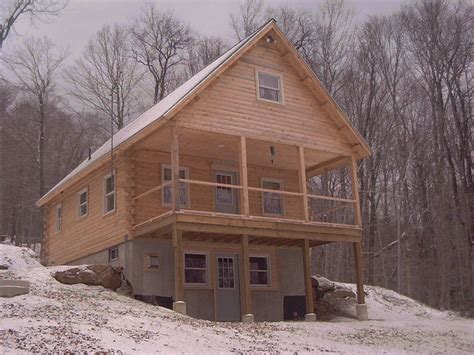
left=257, top=71, right=283, bottom=104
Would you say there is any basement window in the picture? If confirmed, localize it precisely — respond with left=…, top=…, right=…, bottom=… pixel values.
left=262, top=178, right=284, bottom=216
left=109, top=247, right=119, bottom=261
left=257, top=71, right=283, bottom=104
left=78, top=188, right=88, bottom=218
left=55, top=203, right=62, bottom=233
left=103, top=172, right=115, bottom=214
left=250, top=256, right=269, bottom=286
left=148, top=255, right=160, bottom=269
left=184, top=252, right=207, bottom=285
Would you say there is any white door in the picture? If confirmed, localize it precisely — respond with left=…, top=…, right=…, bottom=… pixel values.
left=214, top=170, right=239, bottom=214
left=216, top=254, right=241, bottom=321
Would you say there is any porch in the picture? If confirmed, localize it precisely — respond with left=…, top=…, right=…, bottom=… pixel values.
left=127, top=123, right=367, bottom=321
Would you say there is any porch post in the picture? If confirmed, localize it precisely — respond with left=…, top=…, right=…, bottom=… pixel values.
left=239, top=136, right=250, bottom=217
left=172, top=224, right=186, bottom=314
left=241, top=234, right=254, bottom=322
left=297, top=146, right=309, bottom=222
left=302, top=238, right=316, bottom=321
left=171, top=124, right=180, bottom=212
left=349, top=156, right=368, bottom=320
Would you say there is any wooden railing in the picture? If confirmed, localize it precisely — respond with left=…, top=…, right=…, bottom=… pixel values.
left=132, top=177, right=358, bottom=226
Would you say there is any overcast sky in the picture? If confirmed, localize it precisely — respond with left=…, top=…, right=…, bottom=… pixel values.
left=8, top=0, right=404, bottom=58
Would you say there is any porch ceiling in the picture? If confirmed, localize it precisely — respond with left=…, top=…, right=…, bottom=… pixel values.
left=133, top=125, right=341, bottom=171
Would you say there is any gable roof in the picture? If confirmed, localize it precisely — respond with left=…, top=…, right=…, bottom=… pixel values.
left=37, top=19, right=371, bottom=207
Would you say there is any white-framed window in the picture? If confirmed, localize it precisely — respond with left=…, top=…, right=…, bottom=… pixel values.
left=261, top=178, right=284, bottom=216
left=103, top=172, right=115, bottom=214
left=162, top=165, right=190, bottom=208
left=184, top=252, right=208, bottom=285
left=78, top=188, right=88, bottom=218
left=109, top=246, right=119, bottom=261
left=250, top=256, right=270, bottom=286
left=256, top=70, right=283, bottom=104
left=55, top=203, right=62, bottom=233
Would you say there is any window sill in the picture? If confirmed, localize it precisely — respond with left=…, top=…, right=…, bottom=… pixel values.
left=102, top=209, right=116, bottom=218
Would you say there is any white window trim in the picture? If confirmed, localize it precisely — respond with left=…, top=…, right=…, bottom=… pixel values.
left=103, top=171, right=116, bottom=215
left=255, top=69, right=284, bottom=105
left=161, top=164, right=190, bottom=208
left=183, top=251, right=209, bottom=287
left=249, top=254, right=271, bottom=287
left=77, top=187, right=88, bottom=219
left=261, top=178, right=285, bottom=216
left=55, top=203, right=62, bottom=234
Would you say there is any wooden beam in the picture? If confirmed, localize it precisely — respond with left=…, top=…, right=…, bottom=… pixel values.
left=298, top=146, right=309, bottom=222
left=173, top=224, right=184, bottom=302
left=349, top=156, right=362, bottom=227
left=171, top=125, right=180, bottom=212
left=241, top=235, right=252, bottom=316
left=353, top=241, right=365, bottom=304
left=302, top=238, right=315, bottom=314
left=239, top=136, right=250, bottom=217
left=306, top=156, right=350, bottom=178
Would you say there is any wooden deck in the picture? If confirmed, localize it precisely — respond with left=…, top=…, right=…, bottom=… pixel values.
left=132, top=209, right=362, bottom=247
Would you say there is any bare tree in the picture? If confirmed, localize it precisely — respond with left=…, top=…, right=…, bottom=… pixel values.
left=0, top=0, right=67, bottom=49
left=64, top=24, right=142, bottom=130
left=1, top=36, right=66, bottom=197
left=186, top=35, right=227, bottom=76
left=130, top=6, right=192, bottom=104
left=230, top=0, right=266, bottom=40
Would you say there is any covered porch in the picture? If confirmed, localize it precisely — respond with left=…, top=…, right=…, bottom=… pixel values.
left=128, top=123, right=367, bottom=321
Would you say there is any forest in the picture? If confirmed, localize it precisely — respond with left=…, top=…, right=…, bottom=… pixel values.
left=0, top=0, right=472, bottom=315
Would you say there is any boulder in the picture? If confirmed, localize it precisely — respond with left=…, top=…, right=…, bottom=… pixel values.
left=0, top=280, right=30, bottom=298
left=0, top=265, right=8, bottom=270
left=316, top=276, right=336, bottom=292
left=325, top=289, right=356, bottom=299
left=54, top=265, right=122, bottom=290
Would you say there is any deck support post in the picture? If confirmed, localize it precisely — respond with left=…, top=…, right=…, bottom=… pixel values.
left=240, top=234, right=253, bottom=322
left=239, top=136, right=250, bottom=217
left=302, top=238, right=316, bottom=321
left=349, top=156, right=368, bottom=320
left=171, top=124, right=180, bottom=212
left=172, top=224, right=186, bottom=314
left=298, top=146, right=309, bottom=222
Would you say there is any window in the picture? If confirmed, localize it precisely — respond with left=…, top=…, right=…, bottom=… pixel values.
left=147, top=255, right=160, bottom=269
left=55, top=204, right=62, bottom=233
left=162, top=165, right=189, bottom=207
left=250, top=256, right=269, bottom=286
left=109, top=247, right=119, bottom=261
left=257, top=71, right=283, bottom=103
left=262, top=179, right=284, bottom=216
left=184, top=253, right=207, bottom=285
left=78, top=188, right=88, bottom=218
left=218, top=256, right=235, bottom=288
left=103, top=172, right=115, bottom=214
left=216, top=173, right=233, bottom=205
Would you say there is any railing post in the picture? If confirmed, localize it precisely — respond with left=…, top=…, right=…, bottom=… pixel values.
left=239, top=136, right=250, bottom=217
left=171, top=124, right=180, bottom=212
left=298, top=146, right=309, bottom=222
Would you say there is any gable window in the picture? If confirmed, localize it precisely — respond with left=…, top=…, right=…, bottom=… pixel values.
left=55, top=203, right=62, bottom=233
left=162, top=165, right=189, bottom=207
left=103, top=172, right=115, bottom=214
left=78, top=188, right=88, bottom=218
left=184, top=252, right=207, bottom=285
left=250, top=256, right=269, bottom=286
left=109, top=246, right=119, bottom=261
left=257, top=71, right=283, bottom=103
left=262, top=178, right=284, bottom=216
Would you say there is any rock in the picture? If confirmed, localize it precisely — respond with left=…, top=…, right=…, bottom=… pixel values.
left=316, top=276, right=336, bottom=292
left=326, top=289, right=356, bottom=299
left=0, top=280, right=30, bottom=298
left=54, top=265, right=122, bottom=290
left=0, top=265, right=8, bottom=270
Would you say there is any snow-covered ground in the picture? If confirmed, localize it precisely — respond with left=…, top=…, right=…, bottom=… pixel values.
left=1, top=243, right=473, bottom=354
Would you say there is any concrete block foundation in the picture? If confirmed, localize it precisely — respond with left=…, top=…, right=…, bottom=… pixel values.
left=356, top=303, right=368, bottom=321
left=173, top=301, right=187, bottom=315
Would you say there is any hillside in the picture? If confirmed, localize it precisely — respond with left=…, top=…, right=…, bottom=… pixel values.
left=0, top=243, right=473, bottom=353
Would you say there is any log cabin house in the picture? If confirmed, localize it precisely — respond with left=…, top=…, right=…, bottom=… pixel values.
left=37, top=20, right=371, bottom=322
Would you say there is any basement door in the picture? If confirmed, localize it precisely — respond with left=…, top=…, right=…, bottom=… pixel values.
left=214, top=170, right=239, bottom=214
left=216, top=254, right=241, bottom=321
